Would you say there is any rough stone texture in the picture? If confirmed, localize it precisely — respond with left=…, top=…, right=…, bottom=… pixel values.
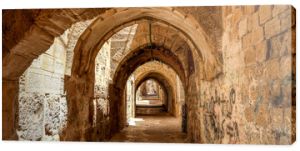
left=65, top=20, right=94, bottom=76
left=110, top=25, right=137, bottom=78
left=126, top=76, right=136, bottom=122
left=3, top=8, right=108, bottom=80
left=17, top=32, right=69, bottom=141
left=2, top=80, right=19, bottom=140
left=2, top=6, right=295, bottom=144
left=177, top=6, right=223, bottom=51
left=186, top=5, right=296, bottom=144
left=92, top=40, right=111, bottom=141
left=2, top=8, right=107, bottom=140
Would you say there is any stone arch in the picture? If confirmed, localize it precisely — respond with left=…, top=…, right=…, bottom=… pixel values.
left=2, top=9, right=108, bottom=140
left=134, top=72, right=176, bottom=116
left=70, top=7, right=221, bottom=79
left=113, top=44, right=186, bottom=89
left=2, top=9, right=108, bottom=80
left=106, top=45, right=186, bottom=134
left=109, top=20, right=198, bottom=79
left=3, top=7, right=222, bottom=141
left=131, top=60, right=185, bottom=117
left=62, top=8, right=220, bottom=140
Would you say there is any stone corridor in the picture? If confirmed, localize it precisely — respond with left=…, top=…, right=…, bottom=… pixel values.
left=2, top=5, right=296, bottom=144
left=110, top=113, right=187, bottom=143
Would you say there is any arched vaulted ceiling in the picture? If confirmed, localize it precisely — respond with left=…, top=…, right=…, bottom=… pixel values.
left=70, top=8, right=222, bottom=80
left=132, top=61, right=182, bottom=95
left=131, top=61, right=182, bottom=116
left=2, top=9, right=108, bottom=80
left=108, top=20, right=195, bottom=80
left=3, top=7, right=223, bottom=82
left=112, top=45, right=185, bottom=91
left=135, top=73, right=174, bottom=98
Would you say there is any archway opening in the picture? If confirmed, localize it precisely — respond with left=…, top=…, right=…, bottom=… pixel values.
left=136, top=79, right=167, bottom=108
left=6, top=7, right=221, bottom=142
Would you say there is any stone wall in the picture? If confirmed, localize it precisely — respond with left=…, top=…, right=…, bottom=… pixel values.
left=92, top=40, right=112, bottom=140
left=17, top=31, right=69, bottom=141
left=187, top=5, right=296, bottom=144
left=65, top=20, right=93, bottom=76
left=126, top=76, right=135, bottom=123
left=4, top=6, right=295, bottom=143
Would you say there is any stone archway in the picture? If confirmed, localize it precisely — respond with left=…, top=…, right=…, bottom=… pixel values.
left=135, top=72, right=176, bottom=116
left=3, top=7, right=222, bottom=142
left=60, top=7, right=222, bottom=140
left=69, top=8, right=221, bottom=80
left=106, top=45, right=187, bottom=135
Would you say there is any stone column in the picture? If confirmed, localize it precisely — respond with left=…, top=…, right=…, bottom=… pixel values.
left=2, top=80, right=19, bottom=140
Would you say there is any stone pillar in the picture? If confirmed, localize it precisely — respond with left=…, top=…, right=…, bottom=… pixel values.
left=2, top=80, right=19, bottom=140
left=61, top=73, right=95, bottom=141
left=181, top=103, right=187, bottom=133
left=108, top=84, right=120, bottom=135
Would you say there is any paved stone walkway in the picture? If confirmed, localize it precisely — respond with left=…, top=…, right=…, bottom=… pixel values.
left=110, top=114, right=187, bottom=143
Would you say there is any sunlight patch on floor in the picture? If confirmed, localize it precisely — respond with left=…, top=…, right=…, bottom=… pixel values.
left=128, top=117, right=144, bottom=126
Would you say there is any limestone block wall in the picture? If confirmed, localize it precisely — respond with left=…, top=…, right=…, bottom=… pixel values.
left=65, top=20, right=93, bottom=76
left=187, top=5, right=295, bottom=144
left=92, top=40, right=111, bottom=140
left=126, top=76, right=135, bottom=122
left=110, top=25, right=137, bottom=78
left=18, top=31, right=69, bottom=141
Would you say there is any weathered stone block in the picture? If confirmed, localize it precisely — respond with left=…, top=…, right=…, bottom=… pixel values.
left=242, top=33, right=252, bottom=49
left=271, top=80, right=281, bottom=100
left=279, top=9, right=294, bottom=32
left=247, top=12, right=259, bottom=32
left=282, top=30, right=293, bottom=56
left=41, top=54, right=55, bottom=72
left=270, top=107, right=284, bottom=128
left=270, top=30, right=292, bottom=58
left=272, top=5, right=288, bottom=17
left=244, top=46, right=256, bottom=65
left=255, top=103, right=269, bottom=127
left=265, top=17, right=281, bottom=39
left=279, top=56, right=292, bottom=79
left=239, top=18, right=248, bottom=38
left=243, top=6, right=256, bottom=15
left=259, top=6, right=273, bottom=24
left=281, top=82, right=292, bottom=107
left=255, top=40, right=268, bottom=63
left=251, top=26, right=264, bottom=45
left=244, top=106, right=254, bottom=122
left=269, top=35, right=282, bottom=59
left=264, top=59, right=280, bottom=80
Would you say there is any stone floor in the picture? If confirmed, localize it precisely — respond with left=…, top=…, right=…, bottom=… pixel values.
left=110, top=113, right=187, bottom=143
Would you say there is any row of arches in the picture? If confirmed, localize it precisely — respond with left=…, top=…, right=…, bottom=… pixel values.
left=3, top=7, right=222, bottom=141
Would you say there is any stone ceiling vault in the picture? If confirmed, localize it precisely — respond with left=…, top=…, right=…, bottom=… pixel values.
left=70, top=8, right=222, bottom=80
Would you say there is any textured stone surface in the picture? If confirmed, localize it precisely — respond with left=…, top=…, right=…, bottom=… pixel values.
left=2, top=6, right=295, bottom=144
left=17, top=32, right=68, bottom=141
left=185, top=5, right=295, bottom=144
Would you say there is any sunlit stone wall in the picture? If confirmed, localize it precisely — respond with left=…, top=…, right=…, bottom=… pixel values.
left=18, top=31, right=69, bottom=141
